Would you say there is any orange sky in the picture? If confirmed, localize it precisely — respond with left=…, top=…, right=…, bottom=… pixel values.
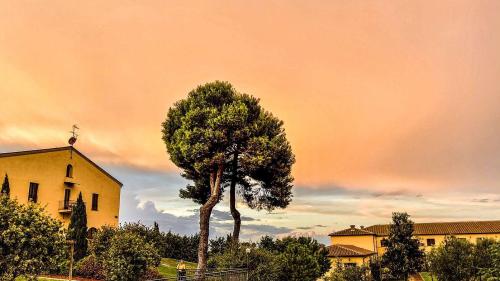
left=1, top=0, right=500, bottom=196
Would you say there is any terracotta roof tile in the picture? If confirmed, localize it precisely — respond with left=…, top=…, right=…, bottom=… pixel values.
left=365, top=220, right=500, bottom=236
left=329, top=227, right=375, bottom=236
left=327, top=244, right=376, bottom=257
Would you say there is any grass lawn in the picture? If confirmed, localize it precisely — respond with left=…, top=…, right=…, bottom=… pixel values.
left=420, top=272, right=436, bottom=281
left=157, top=258, right=197, bottom=278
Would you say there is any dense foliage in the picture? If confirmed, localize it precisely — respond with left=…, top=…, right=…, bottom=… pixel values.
left=209, top=236, right=330, bottom=281
left=325, top=262, right=369, bottom=281
left=162, top=231, right=200, bottom=262
left=428, top=236, right=500, bottom=281
left=87, top=225, right=161, bottom=281
left=382, top=212, right=425, bottom=280
left=0, top=196, right=66, bottom=280
left=101, top=230, right=161, bottom=281
left=480, top=242, right=500, bottom=280
left=68, top=192, right=88, bottom=261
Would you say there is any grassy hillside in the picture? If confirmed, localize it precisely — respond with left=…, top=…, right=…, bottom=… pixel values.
left=157, top=258, right=197, bottom=278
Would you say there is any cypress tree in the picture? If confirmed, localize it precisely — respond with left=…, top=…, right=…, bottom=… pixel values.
left=1, top=174, right=10, bottom=197
left=382, top=212, right=425, bottom=281
left=68, top=192, right=88, bottom=261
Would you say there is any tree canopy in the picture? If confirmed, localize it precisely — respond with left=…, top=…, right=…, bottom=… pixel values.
left=382, top=212, right=424, bottom=281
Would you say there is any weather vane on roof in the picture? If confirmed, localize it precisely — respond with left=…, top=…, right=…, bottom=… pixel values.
left=68, top=124, right=79, bottom=146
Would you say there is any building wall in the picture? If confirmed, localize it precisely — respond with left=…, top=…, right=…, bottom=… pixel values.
left=0, top=149, right=121, bottom=228
left=330, top=235, right=377, bottom=253
left=328, top=256, right=372, bottom=273
left=375, top=233, right=500, bottom=255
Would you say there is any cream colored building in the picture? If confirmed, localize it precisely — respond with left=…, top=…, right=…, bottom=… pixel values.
left=328, top=220, right=500, bottom=268
left=0, top=146, right=122, bottom=229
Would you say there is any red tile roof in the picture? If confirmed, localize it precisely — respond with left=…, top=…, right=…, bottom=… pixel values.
left=329, top=227, right=375, bottom=236
left=327, top=244, right=376, bottom=257
left=365, top=220, right=500, bottom=236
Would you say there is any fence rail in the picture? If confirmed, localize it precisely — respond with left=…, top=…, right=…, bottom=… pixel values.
left=148, top=268, right=248, bottom=281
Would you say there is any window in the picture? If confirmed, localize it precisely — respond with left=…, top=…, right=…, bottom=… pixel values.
left=344, top=263, right=356, bottom=268
left=427, top=239, right=436, bottom=246
left=381, top=239, right=388, bottom=247
left=92, top=193, right=99, bottom=211
left=28, top=182, right=39, bottom=203
left=66, top=164, right=73, bottom=178
left=64, top=189, right=71, bottom=209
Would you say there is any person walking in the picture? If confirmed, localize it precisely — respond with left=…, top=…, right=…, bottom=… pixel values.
left=177, top=259, right=187, bottom=281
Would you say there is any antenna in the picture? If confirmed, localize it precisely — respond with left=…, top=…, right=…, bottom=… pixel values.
left=68, top=125, right=79, bottom=146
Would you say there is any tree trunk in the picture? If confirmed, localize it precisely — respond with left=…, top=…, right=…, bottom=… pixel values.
left=197, top=164, right=224, bottom=280
left=229, top=151, right=241, bottom=242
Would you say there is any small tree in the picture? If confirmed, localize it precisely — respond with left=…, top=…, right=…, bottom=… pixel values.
left=428, top=236, right=475, bottom=281
left=479, top=242, right=500, bottom=280
left=0, top=196, right=66, bottom=280
left=369, top=257, right=382, bottom=281
left=1, top=174, right=9, bottom=197
left=68, top=192, right=88, bottom=261
left=102, top=231, right=161, bottom=281
left=382, top=212, right=424, bottom=280
left=473, top=238, right=496, bottom=277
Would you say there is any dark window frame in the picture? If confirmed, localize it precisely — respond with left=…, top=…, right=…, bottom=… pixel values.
left=91, top=193, right=99, bottom=211
left=66, top=164, right=73, bottom=178
left=427, top=238, right=436, bottom=246
left=28, top=182, right=39, bottom=203
left=381, top=238, right=389, bottom=247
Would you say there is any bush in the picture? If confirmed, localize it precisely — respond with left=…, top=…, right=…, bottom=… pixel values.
left=428, top=236, right=475, bottom=281
left=75, top=255, right=105, bottom=280
left=89, top=226, right=117, bottom=258
left=101, top=230, right=161, bottom=281
left=139, top=268, right=162, bottom=281
left=480, top=242, right=500, bottom=280
left=0, top=196, right=66, bottom=280
left=258, top=236, right=330, bottom=281
left=209, top=244, right=279, bottom=281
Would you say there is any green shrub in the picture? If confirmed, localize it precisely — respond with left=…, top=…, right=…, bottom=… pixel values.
left=428, top=236, right=475, bottom=281
left=0, top=196, right=66, bottom=280
left=480, top=242, right=500, bottom=280
left=209, top=244, right=279, bottom=281
left=139, top=268, right=162, bottom=281
left=101, top=230, right=161, bottom=281
left=75, top=255, right=105, bottom=280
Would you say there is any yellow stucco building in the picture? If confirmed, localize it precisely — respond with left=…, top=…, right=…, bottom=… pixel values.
left=0, top=146, right=122, bottom=229
left=328, top=220, right=500, bottom=268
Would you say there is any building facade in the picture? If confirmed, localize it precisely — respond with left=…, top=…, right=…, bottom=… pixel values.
left=328, top=220, right=500, bottom=268
left=0, top=146, right=122, bottom=228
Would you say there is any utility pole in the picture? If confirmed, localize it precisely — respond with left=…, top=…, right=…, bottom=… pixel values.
left=245, top=248, right=251, bottom=281
left=67, top=240, right=75, bottom=281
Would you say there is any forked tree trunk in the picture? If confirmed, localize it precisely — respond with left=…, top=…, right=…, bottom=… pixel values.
left=197, top=164, right=224, bottom=280
left=229, top=152, right=241, bottom=242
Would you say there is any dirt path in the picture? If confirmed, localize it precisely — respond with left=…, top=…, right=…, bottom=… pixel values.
left=410, top=273, right=424, bottom=281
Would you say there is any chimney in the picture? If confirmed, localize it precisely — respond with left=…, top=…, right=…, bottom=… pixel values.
left=350, top=225, right=356, bottom=229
